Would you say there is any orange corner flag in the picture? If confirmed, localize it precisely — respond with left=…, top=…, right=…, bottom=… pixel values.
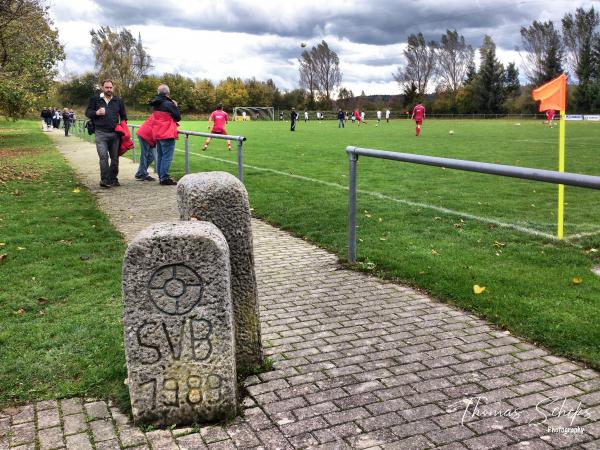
left=532, top=74, right=567, bottom=112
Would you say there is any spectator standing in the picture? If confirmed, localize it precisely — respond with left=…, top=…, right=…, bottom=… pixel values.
left=136, top=84, right=180, bottom=185
left=337, top=109, right=345, bottom=128
left=85, top=79, right=128, bottom=188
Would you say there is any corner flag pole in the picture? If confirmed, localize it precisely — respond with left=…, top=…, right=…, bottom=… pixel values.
left=531, top=74, right=567, bottom=240
left=557, top=111, right=566, bottom=240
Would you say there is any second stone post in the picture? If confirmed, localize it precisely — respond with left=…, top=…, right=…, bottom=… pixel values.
left=178, top=172, right=263, bottom=372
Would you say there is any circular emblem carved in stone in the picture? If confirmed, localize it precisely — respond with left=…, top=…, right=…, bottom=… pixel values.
left=148, top=264, right=204, bottom=315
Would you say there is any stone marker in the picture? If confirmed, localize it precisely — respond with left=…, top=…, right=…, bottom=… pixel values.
left=177, top=172, right=263, bottom=372
left=123, top=222, right=237, bottom=426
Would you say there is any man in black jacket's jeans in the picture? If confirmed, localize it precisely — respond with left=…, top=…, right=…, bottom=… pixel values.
left=85, top=80, right=128, bottom=188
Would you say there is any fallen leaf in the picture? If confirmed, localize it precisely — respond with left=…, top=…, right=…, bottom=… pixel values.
left=37, top=297, right=49, bottom=305
left=585, top=248, right=598, bottom=254
left=0, top=242, right=5, bottom=246
left=80, top=255, right=90, bottom=261
left=379, top=236, right=387, bottom=241
left=16, top=308, right=26, bottom=315
left=37, top=311, right=45, bottom=316
left=365, top=213, right=372, bottom=218
left=17, top=247, right=25, bottom=250
left=434, top=216, right=441, bottom=221
left=0, top=254, right=7, bottom=262
left=473, top=284, right=486, bottom=294
left=72, top=188, right=80, bottom=193
left=493, top=241, right=505, bottom=248
left=571, top=276, right=582, bottom=285
left=431, top=249, right=438, bottom=256
left=453, top=223, right=463, bottom=229
left=378, top=218, right=383, bottom=222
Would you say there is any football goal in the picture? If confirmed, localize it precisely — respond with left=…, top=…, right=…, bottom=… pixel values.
left=233, top=107, right=274, bottom=121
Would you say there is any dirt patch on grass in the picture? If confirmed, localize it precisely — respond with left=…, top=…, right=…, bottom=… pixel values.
left=0, top=161, right=43, bottom=183
left=0, top=148, right=43, bottom=158
left=0, top=128, right=20, bottom=133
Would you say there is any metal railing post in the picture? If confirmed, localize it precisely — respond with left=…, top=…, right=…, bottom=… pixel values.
left=130, top=126, right=137, bottom=163
left=348, top=148, right=358, bottom=263
left=185, top=133, right=190, bottom=174
left=237, top=140, right=244, bottom=183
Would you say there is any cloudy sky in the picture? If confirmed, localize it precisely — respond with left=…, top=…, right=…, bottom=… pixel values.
left=49, top=0, right=597, bottom=95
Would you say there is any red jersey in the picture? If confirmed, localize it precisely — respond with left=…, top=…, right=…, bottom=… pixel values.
left=412, top=104, right=425, bottom=121
left=353, top=110, right=361, bottom=121
left=209, top=110, right=228, bottom=133
left=546, top=109, right=555, bottom=120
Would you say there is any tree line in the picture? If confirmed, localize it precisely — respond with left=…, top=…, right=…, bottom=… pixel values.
left=392, top=7, right=600, bottom=114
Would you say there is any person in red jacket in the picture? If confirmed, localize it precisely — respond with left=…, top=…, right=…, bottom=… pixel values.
left=136, top=84, right=181, bottom=185
left=545, top=109, right=556, bottom=128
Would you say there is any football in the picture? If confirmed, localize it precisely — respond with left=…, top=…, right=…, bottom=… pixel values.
left=301, top=42, right=307, bottom=48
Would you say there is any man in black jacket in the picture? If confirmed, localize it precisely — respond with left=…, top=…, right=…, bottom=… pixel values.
left=85, top=80, right=128, bottom=188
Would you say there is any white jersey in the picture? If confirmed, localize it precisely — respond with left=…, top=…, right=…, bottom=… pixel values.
left=360, top=112, right=365, bottom=120
left=376, top=111, right=382, bottom=119
left=385, top=110, right=390, bottom=119
left=304, top=111, right=309, bottom=119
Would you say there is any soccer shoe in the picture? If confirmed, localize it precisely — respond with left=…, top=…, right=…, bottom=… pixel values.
left=202, top=145, right=208, bottom=151
left=228, top=146, right=232, bottom=151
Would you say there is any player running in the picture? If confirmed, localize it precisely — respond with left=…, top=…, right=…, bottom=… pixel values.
left=546, top=109, right=556, bottom=128
left=385, top=109, right=390, bottom=123
left=411, top=102, right=426, bottom=136
left=376, top=110, right=382, bottom=126
left=203, top=104, right=231, bottom=151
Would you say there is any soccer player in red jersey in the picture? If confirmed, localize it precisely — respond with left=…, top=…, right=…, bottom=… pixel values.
left=353, top=109, right=362, bottom=127
left=203, top=104, right=231, bottom=151
left=411, top=102, right=426, bottom=136
left=545, top=109, right=556, bottom=128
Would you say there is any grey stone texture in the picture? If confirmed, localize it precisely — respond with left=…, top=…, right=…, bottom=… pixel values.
left=177, top=172, right=263, bottom=371
left=123, top=222, right=237, bottom=425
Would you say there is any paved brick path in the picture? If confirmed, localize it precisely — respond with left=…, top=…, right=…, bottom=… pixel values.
left=1, top=130, right=599, bottom=449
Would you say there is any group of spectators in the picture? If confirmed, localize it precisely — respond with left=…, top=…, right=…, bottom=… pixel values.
left=40, top=107, right=76, bottom=136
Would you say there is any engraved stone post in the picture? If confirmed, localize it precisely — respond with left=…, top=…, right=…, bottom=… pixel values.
left=177, top=172, right=263, bottom=372
left=123, top=222, right=237, bottom=425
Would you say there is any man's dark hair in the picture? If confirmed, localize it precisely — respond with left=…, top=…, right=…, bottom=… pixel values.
left=217, top=104, right=223, bottom=110
left=102, top=79, right=113, bottom=86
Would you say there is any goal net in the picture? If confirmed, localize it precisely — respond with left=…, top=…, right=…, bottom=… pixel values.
left=233, top=107, right=274, bottom=121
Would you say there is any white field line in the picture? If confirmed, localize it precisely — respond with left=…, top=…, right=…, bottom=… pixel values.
left=566, top=230, right=600, bottom=240
left=177, top=149, right=599, bottom=243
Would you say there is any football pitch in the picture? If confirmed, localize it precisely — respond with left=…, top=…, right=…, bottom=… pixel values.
left=134, top=118, right=600, bottom=366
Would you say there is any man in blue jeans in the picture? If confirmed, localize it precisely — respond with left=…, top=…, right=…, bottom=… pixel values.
left=136, top=84, right=180, bottom=185
left=134, top=137, right=156, bottom=181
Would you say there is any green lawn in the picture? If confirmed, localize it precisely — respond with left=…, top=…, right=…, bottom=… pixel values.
left=1, top=117, right=599, bottom=410
left=0, top=121, right=128, bottom=408
left=134, top=117, right=600, bottom=367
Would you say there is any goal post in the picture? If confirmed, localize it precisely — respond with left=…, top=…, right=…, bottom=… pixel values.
left=233, top=107, right=274, bottom=121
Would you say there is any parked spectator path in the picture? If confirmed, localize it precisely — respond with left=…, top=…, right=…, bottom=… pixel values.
left=1, top=130, right=599, bottom=450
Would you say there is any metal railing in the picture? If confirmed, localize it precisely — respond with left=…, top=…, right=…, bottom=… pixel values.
left=72, top=120, right=247, bottom=182
left=346, top=146, right=600, bottom=263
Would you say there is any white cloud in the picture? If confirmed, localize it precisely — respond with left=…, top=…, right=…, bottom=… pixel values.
left=48, top=0, right=595, bottom=94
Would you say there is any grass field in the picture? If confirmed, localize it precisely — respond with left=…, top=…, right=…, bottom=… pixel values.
left=1, top=117, right=599, bottom=409
left=0, top=121, right=128, bottom=407
left=131, top=117, right=600, bottom=367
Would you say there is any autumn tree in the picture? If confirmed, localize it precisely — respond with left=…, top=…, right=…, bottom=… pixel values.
left=519, top=20, right=564, bottom=85
left=0, top=0, right=64, bottom=118
left=215, top=77, right=249, bottom=110
left=436, top=30, right=474, bottom=92
left=299, top=40, right=342, bottom=107
left=56, top=72, right=97, bottom=106
left=245, top=78, right=276, bottom=106
left=394, top=33, right=437, bottom=97
left=191, top=79, right=216, bottom=112
left=90, top=26, right=152, bottom=99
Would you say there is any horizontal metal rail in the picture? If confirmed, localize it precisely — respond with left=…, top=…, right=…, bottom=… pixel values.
left=346, top=146, right=600, bottom=262
left=72, top=120, right=247, bottom=183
